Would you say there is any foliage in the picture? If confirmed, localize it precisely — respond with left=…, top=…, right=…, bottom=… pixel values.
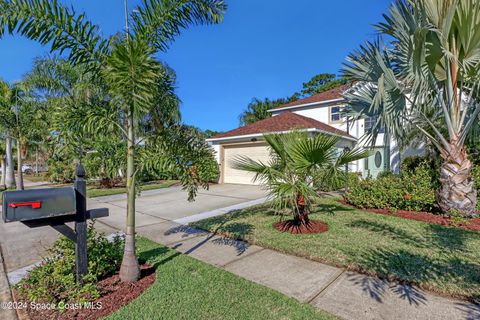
left=16, top=224, right=123, bottom=303
left=238, top=97, right=289, bottom=126
left=344, top=161, right=438, bottom=212
left=233, top=131, right=368, bottom=222
left=316, top=171, right=360, bottom=192
left=299, top=73, right=346, bottom=98
left=342, top=0, right=480, bottom=216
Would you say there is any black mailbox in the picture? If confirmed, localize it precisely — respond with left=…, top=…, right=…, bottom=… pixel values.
left=2, top=187, right=76, bottom=222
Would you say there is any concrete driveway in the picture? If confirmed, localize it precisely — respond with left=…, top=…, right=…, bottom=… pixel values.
left=0, top=184, right=267, bottom=273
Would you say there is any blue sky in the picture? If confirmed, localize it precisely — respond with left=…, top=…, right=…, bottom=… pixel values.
left=0, top=0, right=390, bottom=132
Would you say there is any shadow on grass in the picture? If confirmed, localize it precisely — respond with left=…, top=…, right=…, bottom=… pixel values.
left=427, top=223, right=474, bottom=251
left=313, top=202, right=355, bottom=215
left=352, top=247, right=480, bottom=305
left=347, top=219, right=426, bottom=248
left=139, top=246, right=181, bottom=269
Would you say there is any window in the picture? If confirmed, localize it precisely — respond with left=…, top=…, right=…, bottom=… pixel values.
left=330, top=106, right=343, bottom=123
left=364, top=116, right=385, bottom=134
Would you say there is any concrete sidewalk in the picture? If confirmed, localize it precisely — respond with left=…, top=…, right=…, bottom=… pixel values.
left=141, top=220, right=480, bottom=320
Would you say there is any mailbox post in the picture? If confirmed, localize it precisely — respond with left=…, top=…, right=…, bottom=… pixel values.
left=74, top=163, right=88, bottom=282
left=2, top=162, right=109, bottom=284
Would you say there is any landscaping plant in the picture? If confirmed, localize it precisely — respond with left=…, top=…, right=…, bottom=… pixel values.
left=343, top=0, right=480, bottom=217
left=233, top=131, right=367, bottom=233
left=17, top=224, right=123, bottom=304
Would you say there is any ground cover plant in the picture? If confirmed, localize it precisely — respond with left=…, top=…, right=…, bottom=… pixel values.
left=191, top=197, right=480, bottom=303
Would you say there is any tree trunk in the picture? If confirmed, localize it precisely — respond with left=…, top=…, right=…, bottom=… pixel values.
left=294, top=193, right=310, bottom=225
left=438, top=143, right=477, bottom=217
left=35, top=146, right=39, bottom=175
left=0, top=157, right=6, bottom=189
left=5, top=136, right=15, bottom=189
left=16, top=139, right=24, bottom=190
left=119, top=108, right=140, bottom=282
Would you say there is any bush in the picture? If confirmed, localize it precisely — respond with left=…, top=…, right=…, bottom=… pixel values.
left=344, top=160, right=438, bottom=212
left=16, top=223, right=123, bottom=303
left=316, top=171, right=361, bottom=192
left=46, top=159, right=76, bottom=183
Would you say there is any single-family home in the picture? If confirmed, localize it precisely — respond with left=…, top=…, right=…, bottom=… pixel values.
left=207, top=84, right=419, bottom=185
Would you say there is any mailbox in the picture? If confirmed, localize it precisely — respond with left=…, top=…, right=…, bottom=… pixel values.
left=2, top=187, right=76, bottom=223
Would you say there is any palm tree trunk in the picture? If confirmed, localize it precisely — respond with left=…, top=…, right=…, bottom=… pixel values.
left=0, top=157, right=6, bottom=189
left=438, top=143, right=477, bottom=217
left=5, top=136, right=15, bottom=189
left=16, top=139, right=24, bottom=190
left=295, top=193, right=310, bottom=225
left=119, top=108, right=140, bottom=282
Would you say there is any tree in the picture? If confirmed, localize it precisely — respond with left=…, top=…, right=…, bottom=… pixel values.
left=299, top=73, right=346, bottom=98
left=342, top=0, right=480, bottom=217
left=239, top=97, right=289, bottom=125
left=232, top=131, right=367, bottom=233
left=0, top=0, right=226, bottom=282
left=0, top=140, right=5, bottom=189
left=0, top=80, right=17, bottom=189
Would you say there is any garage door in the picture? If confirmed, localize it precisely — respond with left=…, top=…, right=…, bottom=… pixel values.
left=223, top=143, right=270, bottom=185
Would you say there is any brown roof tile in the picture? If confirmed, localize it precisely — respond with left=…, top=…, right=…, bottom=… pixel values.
left=209, top=112, right=355, bottom=140
left=272, top=83, right=351, bottom=110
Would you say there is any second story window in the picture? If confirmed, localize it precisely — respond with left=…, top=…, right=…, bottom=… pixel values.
left=365, top=116, right=385, bottom=134
left=330, top=106, right=343, bottom=123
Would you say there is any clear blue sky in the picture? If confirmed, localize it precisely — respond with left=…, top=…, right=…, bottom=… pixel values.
left=0, top=0, right=390, bottom=132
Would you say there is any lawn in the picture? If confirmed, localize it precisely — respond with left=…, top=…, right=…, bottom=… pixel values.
left=191, top=197, right=480, bottom=303
left=107, top=237, right=336, bottom=320
left=86, top=180, right=178, bottom=198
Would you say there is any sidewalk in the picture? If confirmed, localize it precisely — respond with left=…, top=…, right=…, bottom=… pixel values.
left=139, top=219, right=480, bottom=320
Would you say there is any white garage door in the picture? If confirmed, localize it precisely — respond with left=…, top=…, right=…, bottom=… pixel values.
left=223, top=143, right=270, bottom=185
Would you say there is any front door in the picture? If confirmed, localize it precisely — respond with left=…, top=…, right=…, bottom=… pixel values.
left=364, top=147, right=386, bottom=178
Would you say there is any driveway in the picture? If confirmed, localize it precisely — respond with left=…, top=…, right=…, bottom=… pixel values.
left=0, top=184, right=267, bottom=273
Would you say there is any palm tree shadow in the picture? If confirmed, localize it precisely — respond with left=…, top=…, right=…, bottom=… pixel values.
left=455, top=302, right=480, bottom=320
left=139, top=246, right=180, bottom=269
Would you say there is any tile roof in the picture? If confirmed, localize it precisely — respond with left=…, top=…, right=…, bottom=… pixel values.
left=271, top=83, right=351, bottom=110
left=208, top=112, right=355, bottom=140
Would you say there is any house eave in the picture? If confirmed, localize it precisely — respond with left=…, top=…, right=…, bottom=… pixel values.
left=206, top=127, right=357, bottom=143
left=267, top=98, right=345, bottom=113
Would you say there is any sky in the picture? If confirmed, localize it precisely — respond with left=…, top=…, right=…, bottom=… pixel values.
left=0, top=0, right=391, bottom=132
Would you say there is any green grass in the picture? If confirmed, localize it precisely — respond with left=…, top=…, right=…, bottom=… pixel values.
left=191, top=197, right=480, bottom=303
left=107, top=237, right=336, bottom=320
left=86, top=180, right=178, bottom=198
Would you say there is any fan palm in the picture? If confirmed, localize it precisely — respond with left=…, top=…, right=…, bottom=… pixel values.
left=0, top=0, right=226, bottom=281
left=232, top=131, right=368, bottom=232
left=342, top=0, right=480, bottom=217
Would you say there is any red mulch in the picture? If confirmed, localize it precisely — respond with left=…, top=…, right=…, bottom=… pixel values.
left=273, top=220, right=329, bottom=234
left=20, top=263, right=156, bottom=320
left=338, top=199, right=480, bottom=231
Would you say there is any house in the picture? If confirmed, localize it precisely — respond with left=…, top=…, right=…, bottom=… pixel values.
left=207, top=84, right=416, bottom=185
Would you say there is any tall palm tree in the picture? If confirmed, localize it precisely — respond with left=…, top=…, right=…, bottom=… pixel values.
left=0, top=80, right=16, bottom=189
left=0, top=0, right=226, bottom=282
left=0, top=140, right=5, bottom=189
left=233, top=131, right=368, bottom=232
left=342, top=0, right=480, bottom=217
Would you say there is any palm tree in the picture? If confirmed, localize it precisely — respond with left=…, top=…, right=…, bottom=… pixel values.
left=239, top=98, right=288, bottom=126
left=232, top=131, right=368, bottom=233
left=342, top=0, right=480, bottom=217
left=0, top=0, right=226, bottom=282
left=0, top=80, right=16, bottom=189
left=0, top=140, right=6, bottom=189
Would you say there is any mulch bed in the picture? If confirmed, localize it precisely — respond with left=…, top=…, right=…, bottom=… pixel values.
left=338, top=199, right=480, bottom=231
left=19, top=263, right=156, bottom=320
left=273, top=220, right=329, bottom=234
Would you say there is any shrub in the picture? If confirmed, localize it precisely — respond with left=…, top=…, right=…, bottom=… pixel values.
left=46, top=159, right=76, bottom=183
left=344, top=161, right=437, bottom=212
left=16, top=223, right=123, bottom=303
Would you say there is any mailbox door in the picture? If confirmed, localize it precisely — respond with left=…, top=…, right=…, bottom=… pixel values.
left=2, top=187, right=76, bottom=222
